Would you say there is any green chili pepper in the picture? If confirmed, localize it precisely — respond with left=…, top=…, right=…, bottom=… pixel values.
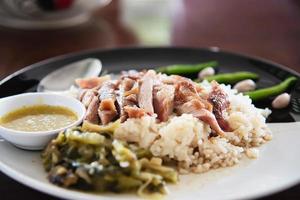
left=197, top=71, right=259, bottom=84
left=156, top=61, right=218, bottom=75
left=245, top=76, right=298, bottom=101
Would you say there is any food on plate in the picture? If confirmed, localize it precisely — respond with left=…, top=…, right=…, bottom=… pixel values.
left=0, top=105, right=77, bottom=132
left=200, top=71, right=259, bottom=84
left=272, top=93, right=291, bottom=109
left=245, top=76, right=297, bottom=101
left=42, top=126, right=177, bottom=197
left=156, top=61, right=218, bottom=75
left=233, top=79, right=256, bottom=92
left=42, top=68, right=274, bottom=196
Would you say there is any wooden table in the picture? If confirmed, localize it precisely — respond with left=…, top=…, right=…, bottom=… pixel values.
left=0, top=0, right=299, bottom=199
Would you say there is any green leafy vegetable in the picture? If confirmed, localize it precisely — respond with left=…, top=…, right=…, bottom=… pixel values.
left=41, top=128, right=178, bottom=197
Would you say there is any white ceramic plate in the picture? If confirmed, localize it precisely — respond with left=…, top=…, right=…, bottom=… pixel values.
left=0, top=122, right=300, bottom=200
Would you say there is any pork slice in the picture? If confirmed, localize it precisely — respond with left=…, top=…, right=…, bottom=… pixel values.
left=121, top=70, right=145, bottom=80
left=98, top=99, right=117, bottom=124
left=209, top=83, right=231, bottom=131
left=194, top=109, right=226, bottom=136
left=153, top=84, right=175, bottom=122
left=175, top=99, right=206, bottom=115
left=78, top=89, right=88, bottom=101
left=81, top=90, right=98, bottom=108
left=173, top=79, right=225, bottom=135
left=85, top=96, right=100, bottom=124
left=176, top=100, right=225, bottom=136
left=158, top=74, right=175, bottom=85
left=116, top=78, right=135, bottom=110
left=174, top=81, right=200, bottom=105
left=122, top=77, right=135, bottom=91
left=118, top=95, right=138, bottom=122
left=116, top=78, right=140, bottom=122
left=98, top=82, right=118, bottom=124
left=75, top=75, right=111, bottom=89
left=138, top=70, right=156, bottom=114
left=124, top=106, right=146, bottom=119
left=116, top=89, right=124, bottom=120
left=175, top=80, right=213, bottom=111
left=124, top=81, right=139, bottom=97
left=99, top=81, right=117, bottom=100
left=125, top=94, right=138, bottom=103
left=157, top=74, right=189, bottom=85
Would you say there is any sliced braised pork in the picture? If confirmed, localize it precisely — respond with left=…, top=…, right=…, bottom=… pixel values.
left=153, top=84, right=175, bottom=122
left=121, top=70, right=144, bottom=80
left=138, top=70, right=156, bottom=114
left=174, top=80, right=226, bottom=135
left=174, top=81, right=200, bottom=104
left=78, top=70, right=231, bottom=134
left=174, top=81, right=211, bottom=110
left=85, top=96, right=100, bottom=124
left=80, top=90, right=98, bottom=108
left=209, top=82, right=231, bottom=131
left=176, top=99, right=206, bottom=115
left=124, top=106, right=146, bottom=118
left=75, top=75, right=111, bottom=89
left=98, top=81, right=118, bottom=124
left=117, top=78, right=139, bottom=122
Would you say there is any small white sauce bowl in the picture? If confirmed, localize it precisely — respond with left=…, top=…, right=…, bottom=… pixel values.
left=0, top=93, right=86, bottom=150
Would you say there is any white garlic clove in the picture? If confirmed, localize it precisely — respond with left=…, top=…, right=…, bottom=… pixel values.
left=233, top=79, right=256, bottom=92
left=198, top=67, right=215, bottom=80
left=272, top=93, right=291, bottom=109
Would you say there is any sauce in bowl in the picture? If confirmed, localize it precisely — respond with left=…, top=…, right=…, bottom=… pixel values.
left=0, top=104, right=78, bottom=132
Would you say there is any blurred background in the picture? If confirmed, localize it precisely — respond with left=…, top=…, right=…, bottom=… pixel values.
left=0, top=0, right=300, bottom=199
left=0, top=0, right=299, bottom=76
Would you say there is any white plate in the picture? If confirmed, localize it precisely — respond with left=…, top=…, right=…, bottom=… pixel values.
left=0, top=122, right=300, bottom=200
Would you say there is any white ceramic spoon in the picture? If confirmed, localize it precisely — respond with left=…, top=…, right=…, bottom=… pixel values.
left=37, top=58, right=102, bottom=93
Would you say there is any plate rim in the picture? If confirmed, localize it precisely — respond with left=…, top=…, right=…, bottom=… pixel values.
left=1, top=46, right=299, bottom=86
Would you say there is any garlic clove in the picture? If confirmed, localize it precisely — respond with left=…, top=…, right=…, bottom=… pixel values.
left=272, top=93, right=291, bottom=109
left=198, top=67, right=215, bottom=80
left=233, top=79, right=256, bottom=92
